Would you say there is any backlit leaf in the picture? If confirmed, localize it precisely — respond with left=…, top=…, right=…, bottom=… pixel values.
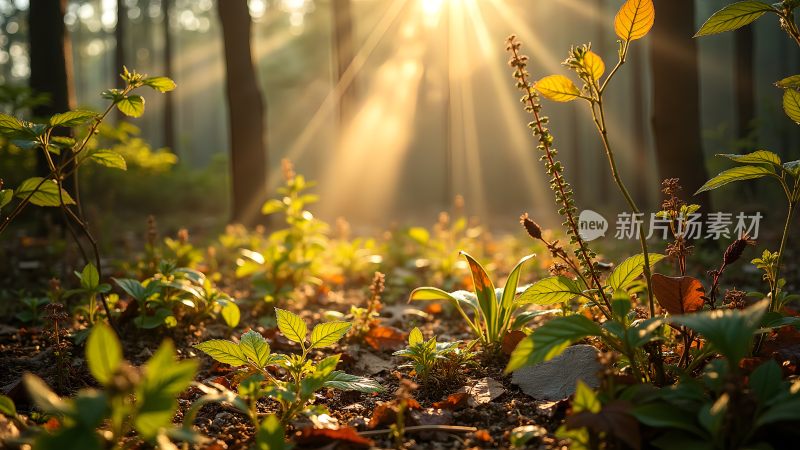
left=535, top=75, right=580, bottom=102
left=695, top=166, right=774, bottom=194
left=584, top=51, right=605, bottom=81
left=255, top=415, right=290, bottom=450
left=695, top=1, right=773, bottom=37
left=0, top=395, right=15, bottom=417
left=783, top=88, right=800, bottom=123
left=116, top=95, right=145, bottom=118
left=408, top=327, right=424, bottom=346
left=614, top=0, right=655, bottom=41
left=143, top=76, right=177, bottom=93
left=239, top=330, right=270, bottom=367
left=275, top=308, right=307, bottom=344
left=323, top=371, right=384, bottom=393
left=607, top=253, right=666, bottom=292
left=776, top=75, right=800, bottom=89
left=717, top=150, right=781, bottom=167
left=651, top=274, right=705, bottom=316
left=86, top=323, right=121, bottom=385
left=0, top=189, right=13, bottom=211
left=219, top=299, right=240, bottom=328
left=505, top=315, right=602, bottom=373
left=15, top=177, right=75, bottom=207
left=518, top=276, right=582, bottom=305
left=194, top=339, right=249, bottom=366
left=309, top=321, right=351, bottom=349
left=87, top=149, right=127, bottom=170
left=49, top=110, right=97, bottom=128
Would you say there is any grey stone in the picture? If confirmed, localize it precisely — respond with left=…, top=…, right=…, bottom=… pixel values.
left=511, top=344, right=601, bottom=400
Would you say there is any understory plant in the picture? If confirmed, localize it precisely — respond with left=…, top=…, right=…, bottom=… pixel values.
left=2, top=323, right=199, bottom=449
left=194, top=308, right=382, bottom=424
left=0, top=67, right=176, bottom=331
left=392, top=327, right=476, bottom=385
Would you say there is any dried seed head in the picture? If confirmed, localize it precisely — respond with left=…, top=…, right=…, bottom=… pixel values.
left=281, top=158, right=295, bottom=181
left=724, top=288, right=747, bottom=310
left=520, top=213, right=543, bottom=240
left=44, top=303, right=69, bottom=322
left=177, top=228, right=189, bottom=244
left=723, top=234, right=755, bottom=266
left=370, top=271, right=386, bottom=301
left=49, top=278, right=61, bottom=293
left=336, top=217, right=351, bottom=240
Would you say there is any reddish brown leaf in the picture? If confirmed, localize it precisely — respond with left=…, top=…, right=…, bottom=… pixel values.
left=502, top=330, right=526, bottom=355
left=295, top=426, right=374, bottom=448
left=424, top=303, right=443, bottom=315
left=368, top=399, right=421, bottom=429
left=364, top=326, right=406, bottom=351
left=473, top=429, right=493, bottom=442
left=432, top=392, right=470, bottom=410
left=43, top=417, right=60, bottom=431
left=651, top=274, right=705, bottom=316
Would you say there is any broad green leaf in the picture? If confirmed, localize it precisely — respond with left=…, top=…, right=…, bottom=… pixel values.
left=632, top=403, right=705, bottom=436
left=261, top=199, right=284, bottom=215
left=573, top=380, right=601, bottom=413
left=755, top=397, right=800, bottom=428
left=614, top=0, right=655, bottom=41
left=783, top=88, right=800, bottom=123
left=607, top=253, right=666, bottom=292
left=671, top=299, right=768, bottom=364
left=255, top=414, right=291, bottom=450
left=0, top=189, right=12, bottom=210
left=309, top=321, right=351, bottom=349
left=0, top=113, right=28, bottom=138
left=695, top=166, right=775, bottom=194
left=323, top=371, right=384, bottom=393
left=784, top=160, right=800, bottom=177
left=462, top=252, right=499, bottom=336
left=23, top=373, right=66, bottom=414
left=116, top=95, right=145, bottom=118
left=86, top=323, right=122, bottom=385
left=0, top=395, right=16, bottom=417
left=87, top=149, right=127, bottom=170
left=749, top=360, right=781, bottom=403
left=500, top=254, right=534, bottom=329
left=143, top=76, right=177, bottom=93
left=777, top=75, right=800, bottom=89
left=535, top=75, right=580, bottom=102
left=408, top=327, right=424, bottom=346
left=239, top=330, right=271, bottom=367
left=695, top=1, right=773, bottom=37
left=275, top=308, right=307, bottom=344
left=80, top=263, right=100, bottom=290
left=505, top=315, right=602, bottom=373
left=219, top=299, right=240, bottom=328
left=194, top=339, right=249, bottom=366
left=136, top=340, right=197, bottom=439
left=584, top=51, right=605, bottom=81
left=49, top=110, right=97, bottom=128
left=15, top=177, right=75, bottom=207
left=518, top=276, right=582, bottom=305
left=409, top=287, right=482, bottom=337
left=718, top=150, right=781, bottom=167
left=114, top=278, right=146, bottom=301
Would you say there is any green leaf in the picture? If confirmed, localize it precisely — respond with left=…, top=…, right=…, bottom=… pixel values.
left=695, top=166, right=775, bottom=194
left=219, top=299, right=240, bottom=328
left=518, top=276, right=582, bottom=305
left=49, top=110, right=97, bottom=128
left=135, top=340, right=197, bottom=439
left=255, top=415, right=291, bottom=450
left=776, top=75, right=800, bottom=89
left=80, top=263, right=100, bottom=290
left=407, top=227, right=430, bottom=244
left=408, top=327, right=424, bottom=346
left=194, top=339, right=249, bottom=366
left=143, top=76, right=177, bottom=93
left=718, top=150, right=781, bottom=167
left=500, top=254, right=534, bottom=327
left=671, top=300, right=768, bottom=364
left=261, top=199, right=284, bottom=215
left=323, top=371, right=384, bottom=393
left=573, top=381, right=601, bottom=413
left=505, top=315, right=602, bottom=373
left=15, top=177, right=75, bottom=207
left=783, top=88, right=800, bottom=123
left=756, top=396, right=800, bottom=428
left=86, top=149, right=127, bottom=170
left=749, top=360, right=782, bottom=403
left=113, top=278, right=146, bottom=301
left=116, top=95, right=145, bottom=118
left=309, top=321, right=351, bottom=349
left=0, top=113, right=33, bottom=139
left=0, top=395, right=16, bottom=417
left=461, top=252, right=498, bottom=336
left=23, top=373, right=66, bottom=415
left=86, top=323, right=122, bottom=385
left=0, top=189, right=12, bottom=211
left=631, top=403, right=705, bottom=436
left=239, top=330, right=271, bottom=367
left=607, top=253, right=666, bottom=292
left=694, top=1, right=773, bottom=37
left=784, top=160, right=800, bottom=177
left=275, top=308, right=307, bottom=344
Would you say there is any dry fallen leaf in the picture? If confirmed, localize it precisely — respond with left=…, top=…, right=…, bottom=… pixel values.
left=651, top=274, right=705, bottom=316
left=364, top=326, right=406, bottom=351
left=458, top=377, right=505, bottom=406
left=295, top=426, right=374, bottom=449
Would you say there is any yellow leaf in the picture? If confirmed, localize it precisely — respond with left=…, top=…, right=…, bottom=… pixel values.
left=614, top=0, right=655, bottom=42
left=535, top=75, right=580, bottom=102
left=584, top=51, right=605, bottom=81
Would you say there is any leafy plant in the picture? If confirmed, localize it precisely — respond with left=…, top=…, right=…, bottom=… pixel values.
left=409, top=252, right=534, bottom=350
left=15, top=296, right=49, bottom=324
left=194, top=308, right=382, bottom=424
left=392, top=327, right=474, bottom=384
left=18, top=323, right=200, bottom=449
left=114, top=261, right=240, bottom=329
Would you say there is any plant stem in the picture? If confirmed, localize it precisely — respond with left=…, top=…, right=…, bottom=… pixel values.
left=771, top=194, right=797, bottom=311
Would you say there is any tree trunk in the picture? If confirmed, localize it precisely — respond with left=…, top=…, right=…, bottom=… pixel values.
left=630, top=42, right=650, bottom=208
left=163, top=0, right=176, bottom=151
left=218, top=1, right=269, bottom=226
left=332, top=0, right=357, bottom=128
left=115, top=0, right=126, bottom=74
left=29, top=0, right=75, bottom=119
left=649, top=0, right=710, bottom=207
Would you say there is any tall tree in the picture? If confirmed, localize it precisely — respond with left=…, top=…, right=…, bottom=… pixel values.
left=29, top=0, right=75, bottom=119
left=218, top=1, right=268, bottom=226
left=162, top=0, right=175, bottom=151
left=649, top=0, right=710, bottom=206
left=332, top=0, right=357, bottom=128
left=116, top=0, right=126, bottom=74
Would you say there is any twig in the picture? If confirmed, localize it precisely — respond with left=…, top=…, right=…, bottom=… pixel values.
left=358, top=425, right=478, bottom=437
